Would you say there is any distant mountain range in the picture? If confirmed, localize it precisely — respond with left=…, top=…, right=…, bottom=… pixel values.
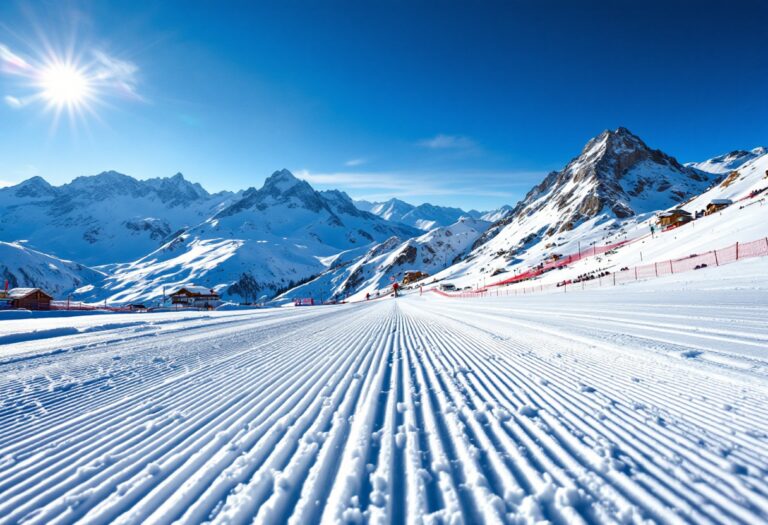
left=354, top=198, right=506, bottom=230
left=1, top=127, right=765, bottom=304
left=0, top=171, right=236, bottom=265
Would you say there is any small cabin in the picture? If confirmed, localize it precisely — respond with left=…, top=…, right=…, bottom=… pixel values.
left=657, top=209, right=693, bottom=228
left=705, top=199, right=733, bottom=215
left=403, top=270, right=429, bottom=285
left=0, top=288, right=53, bottom=310
left=169, top=286, right=221, bottom=309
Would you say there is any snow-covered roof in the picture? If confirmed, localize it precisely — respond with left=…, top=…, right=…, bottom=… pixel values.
left=658, top=209, right=692, bottom=217
left=6, top=287, right=47, bottom=298
left=709, top=199, right=733, bottom=205
left=172, top=285, right=218, bottom=296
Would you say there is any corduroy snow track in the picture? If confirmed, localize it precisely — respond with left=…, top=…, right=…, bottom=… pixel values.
left=1, top=270, right=767, bottom=524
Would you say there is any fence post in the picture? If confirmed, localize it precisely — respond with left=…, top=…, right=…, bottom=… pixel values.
left=635, top=267, right=638, bottom=280
left=655, top=262, right=658, bottom=277
left=714, top=250, right=719, bottom=266
left=736, top=242, right=739, bottom=260
left=613, top=273, right=616, bottom=286
left=669, top=260, right=673, bottom=274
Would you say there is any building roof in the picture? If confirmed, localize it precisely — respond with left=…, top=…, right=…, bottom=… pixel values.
left=171, top=285, right=219, bottom=296
left=7, top=287, right=52, bottom=299
left=709, top=199, right=733, bottom=205
left=658, top=209, right=692, bottom=217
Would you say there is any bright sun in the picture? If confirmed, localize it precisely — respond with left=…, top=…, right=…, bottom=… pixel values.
left=39, top=63, right=91, bottom=108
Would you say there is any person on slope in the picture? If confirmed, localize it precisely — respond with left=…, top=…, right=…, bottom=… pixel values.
left=366, top=292, right=370, bottom=301
left=392, top=282, right=400, bottom=298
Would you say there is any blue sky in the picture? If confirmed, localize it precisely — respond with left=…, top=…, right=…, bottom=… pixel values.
left=1, top=0, right=766, bottom=210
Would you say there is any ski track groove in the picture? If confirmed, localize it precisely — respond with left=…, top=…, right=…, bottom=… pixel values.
left=1, top=294, right=766, bottom=524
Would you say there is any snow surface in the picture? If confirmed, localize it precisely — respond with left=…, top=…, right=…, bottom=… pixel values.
left=0, top=241, right=106, bottom=297
left=1, top=263, right=767, bottom=523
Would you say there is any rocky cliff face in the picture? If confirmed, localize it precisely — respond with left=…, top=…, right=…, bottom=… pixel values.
left=475, top=127, right=714, bottom=250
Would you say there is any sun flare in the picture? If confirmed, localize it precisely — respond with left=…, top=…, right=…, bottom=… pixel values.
left=39, top=62, right=91, bottom=108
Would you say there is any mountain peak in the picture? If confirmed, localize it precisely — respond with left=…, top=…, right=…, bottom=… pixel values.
left=263, top=169, right=300, bottom=191
left=10, top=175, right=56, bottom=199
left=17, top=175, right=51, bottom=188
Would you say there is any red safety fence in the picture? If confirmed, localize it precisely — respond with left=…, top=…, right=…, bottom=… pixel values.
left=488, top=238, right=637, bottom=288
left=432, top=236, right=768, bottom=299
left=50, top=300, right=134, bottom=312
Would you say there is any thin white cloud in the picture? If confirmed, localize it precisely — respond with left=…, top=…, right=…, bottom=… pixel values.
left=0, top=43, right=30, bottom=72
left=4, top=95, right=22, bottom=108
left=91, top=50, right=143, bottom=101
left=344, top=158, right=366, bottom=167
left=294, top=168, right=544, bottom=203
left=418, top=134, right=477, bottom=150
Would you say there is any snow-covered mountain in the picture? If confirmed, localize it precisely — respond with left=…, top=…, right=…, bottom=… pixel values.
left=356, top=198, right=477, bottom=231
left=438, top=145, right=768, bottom=292
left=433, top=127, right=720, bottom=287
left=82, top=170, right=420, bottom=304
left=0, top=171, right=235, bottom=265
left=274, top=216, right=491, bottom=303
left=3, top=127, right=765, bottom=305
left=0, top=241, right=105, bottom=297
left=687, top=147, right=767, bottom=175
left=478, top=205, right=513, bottom=222
left=683, top=146, right=768, bottom=211
left=473, top=127, right=715, bottom=254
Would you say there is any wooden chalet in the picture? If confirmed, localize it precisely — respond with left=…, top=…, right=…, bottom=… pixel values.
left=705, top=199, right=733, bottom=215
left=657, top=209, right=693, bottom=228
left=403, top=270, right=429, bottom=285
left=169, top=286, right=221, bottom=309
left=0, top=288, right=53, bottom=310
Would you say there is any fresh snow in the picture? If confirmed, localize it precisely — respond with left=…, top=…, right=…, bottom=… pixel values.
left=0, top=241, right=105, bottom=297
left=1, top=262, right=767, bottom=523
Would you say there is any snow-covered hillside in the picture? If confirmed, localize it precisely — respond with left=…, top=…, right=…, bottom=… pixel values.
left=0, top=172, right=235, bottom=265
left=84, top=170, right=420, bottom=304
left=274, top=217, right=490, bottom=303
left=688, top=146, right=767, bottom=175
left=435, top=127, right=720, bottom=288
left=434, top=141, right=768, bottom=291
left=0, top=241, right=105, bottom=297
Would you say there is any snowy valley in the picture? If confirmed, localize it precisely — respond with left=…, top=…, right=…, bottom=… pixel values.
left=1, top=127, right=766, bottom=307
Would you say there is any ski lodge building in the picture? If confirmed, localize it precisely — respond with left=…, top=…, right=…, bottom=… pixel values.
left=0, top=288, right=53, bottom=310
left=705, top=199, right=733, bottom=215
left=169, top=286, right=221, bottom=309
left=657, top=209, right=693, bottom=229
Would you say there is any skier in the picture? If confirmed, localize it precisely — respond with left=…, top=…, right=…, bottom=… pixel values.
left=650, top=224, right=656, bottom=238
left=365, top=292, right=370, bottom=301
left=392, top=282, right=400, bottom=297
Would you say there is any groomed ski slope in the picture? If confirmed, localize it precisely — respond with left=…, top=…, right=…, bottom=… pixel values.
left=1, top=260, right=767, bottom=524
